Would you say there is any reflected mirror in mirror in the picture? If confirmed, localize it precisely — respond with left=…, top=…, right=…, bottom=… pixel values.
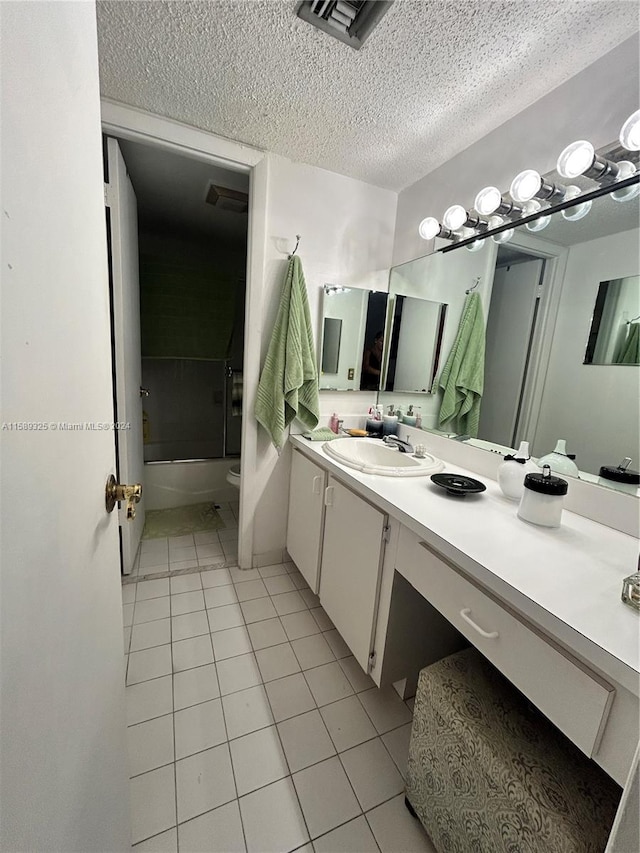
left=584, top=276, right=640, bottom=365
left=379, top=174, right=640, bottom=496
left=382, top=294, right=447, bottom=393
left=319, top=285, right=388, bottom=391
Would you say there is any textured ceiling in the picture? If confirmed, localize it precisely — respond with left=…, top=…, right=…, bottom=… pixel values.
left=97, top=1, right=638, bottom=192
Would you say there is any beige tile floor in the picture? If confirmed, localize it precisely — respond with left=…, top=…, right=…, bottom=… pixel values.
left=122, top=560, right=437, bottom=852
left=129, top=502, right=239, bottom=580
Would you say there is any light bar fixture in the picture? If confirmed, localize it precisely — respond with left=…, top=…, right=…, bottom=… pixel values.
left=556, top=140, right=631, bottom=184
left=418, top=115, right=640, bottom=247
left=474, top=186, right=523, bottom=218
left=418, top=217, right=456, bottom=241
left=442, top=204, right=488, bottom=232
left=510, top=169, right=567, bottom=204
left=620, top=109, right=640, bottom=151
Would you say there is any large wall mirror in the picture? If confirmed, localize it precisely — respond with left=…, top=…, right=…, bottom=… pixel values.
left=378, top=173, right=640, bottom=495
left=319, top=286, right=388, bottom=391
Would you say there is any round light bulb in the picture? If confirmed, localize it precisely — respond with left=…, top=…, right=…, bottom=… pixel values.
left=465, top=238, right=485, bottom=253
left=556, top=140, right=595, bottom=178
left=562, top=200, right=592, bottom=221
left=522, top=199, right=542, bottom=216
left=563, top=185, right=582, bottom=201
left=474, top=186, right=502, bottom=216
left=442, top=205, right=468, bottom=231
left=418, top=217, right=440, bottom=240
left=611, top=161, right=640, bottom=202
left=620, top=110, right=640, bottom=151
left=526, top=215, right=551, bottom=232
left=510, top=169, right=543, bottom=203
left=487, top=214, right=504, bottom=230
left=492, top=228, right=514, bottom=244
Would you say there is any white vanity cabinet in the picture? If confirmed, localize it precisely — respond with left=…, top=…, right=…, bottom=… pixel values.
left=319, top=475, right=388, bottom=672
left=286, top=449, right=327, bottom=593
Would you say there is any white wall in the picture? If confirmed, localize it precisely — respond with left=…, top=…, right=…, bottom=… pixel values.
left=533, top=227, right=640, bottom=473
left=1, top=3, right=130, bottom=850
left=393, top=34, right=640, bottom=266
left=251, top=155, right=397, bottom=563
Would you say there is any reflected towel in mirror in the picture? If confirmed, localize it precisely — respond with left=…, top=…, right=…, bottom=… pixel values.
left=437, top=292, right=485, bottom=437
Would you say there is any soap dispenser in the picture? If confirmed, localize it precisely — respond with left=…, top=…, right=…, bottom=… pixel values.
left=537, top=439, right=580, bottom=478
left=518, top=465, right=568, bottom=528
left=497, top=441, right=539, bottom=501
left=383, top=405, right=398, bottom=436
left=404, top=405, right=417, bottom=427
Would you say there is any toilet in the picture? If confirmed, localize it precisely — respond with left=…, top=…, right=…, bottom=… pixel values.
left=226, top=464, right=241, bottom=490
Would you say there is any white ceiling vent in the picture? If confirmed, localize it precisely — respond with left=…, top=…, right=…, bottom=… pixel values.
left=296, top=1, right=393, bottom=50
left=205, top=184, right=249, bottom=214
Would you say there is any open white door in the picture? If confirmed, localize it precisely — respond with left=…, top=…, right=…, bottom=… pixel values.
left=1, top=3, right=130, bottom=850
left=105, top=137, right=145, bottom=573
left=478, top=259, right=544, bottom=447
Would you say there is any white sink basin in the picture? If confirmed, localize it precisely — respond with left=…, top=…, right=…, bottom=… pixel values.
left=323, top=438, right=443, bottom=477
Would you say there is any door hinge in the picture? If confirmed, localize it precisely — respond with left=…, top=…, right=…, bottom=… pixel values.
left=382, top=525, right=391, bottom=543
left=368, top=650, right=377, bottom=672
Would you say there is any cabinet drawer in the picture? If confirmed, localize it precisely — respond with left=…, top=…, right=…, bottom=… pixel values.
left=396, top=526, right=614, bottom=757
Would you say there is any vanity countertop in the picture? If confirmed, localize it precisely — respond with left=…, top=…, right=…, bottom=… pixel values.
left=290, top=434, right=640, bottom=694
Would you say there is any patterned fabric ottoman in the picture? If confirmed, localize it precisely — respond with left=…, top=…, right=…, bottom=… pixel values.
left=405, top=647, right=621, bottom=853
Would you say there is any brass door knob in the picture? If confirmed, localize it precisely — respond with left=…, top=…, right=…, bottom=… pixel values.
left=105, top=474, right=142, bottom=520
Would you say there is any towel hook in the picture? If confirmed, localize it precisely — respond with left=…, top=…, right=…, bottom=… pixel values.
left=288, top=234, right=301, bottom=258
left=466, top=276, right=481, bottom=294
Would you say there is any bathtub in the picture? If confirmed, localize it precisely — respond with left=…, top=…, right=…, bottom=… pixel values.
left=144, top=458, right=239, bottom=510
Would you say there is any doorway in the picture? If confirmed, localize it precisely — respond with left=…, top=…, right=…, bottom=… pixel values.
left=105, top=136, right=249, bottom=578
left=478, top=247, right=546, bottom=449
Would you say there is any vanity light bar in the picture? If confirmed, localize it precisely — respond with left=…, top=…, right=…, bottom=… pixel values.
left=474, top=186, right=523, bottom=218
left=510, top=169, right=568, bottom=204
left=440, top=173, right=640, bottom=253
left=442, top=204, right=489, bottom=232
left=556, top=140, right=637, bottom=188
left=418, top=111, right=640, bottom=240
left=418, top=217, right=457, bottom=241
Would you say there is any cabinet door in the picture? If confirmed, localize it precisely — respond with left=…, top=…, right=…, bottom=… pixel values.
left=319, top=476, right=387, bottom=671
left=286, top=451, right=326, bottom=593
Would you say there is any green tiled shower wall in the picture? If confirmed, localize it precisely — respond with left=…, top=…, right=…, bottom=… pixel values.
left=139, top=242, right=246, bottom=360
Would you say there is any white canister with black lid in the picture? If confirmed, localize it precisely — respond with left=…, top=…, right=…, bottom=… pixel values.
left=517, top=464, right=568, bottom=528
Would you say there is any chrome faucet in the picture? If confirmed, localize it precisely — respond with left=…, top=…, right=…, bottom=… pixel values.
left=383, top=435, right=414, bottom=454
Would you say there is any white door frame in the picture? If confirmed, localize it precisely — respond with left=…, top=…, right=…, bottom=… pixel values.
left=101, top=99, right=269, bottom=569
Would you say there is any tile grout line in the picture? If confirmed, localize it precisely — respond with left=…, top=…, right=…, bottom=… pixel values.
left=126, top=566, right=416, bottom=851
left=201, top=597, right=248, bottom=853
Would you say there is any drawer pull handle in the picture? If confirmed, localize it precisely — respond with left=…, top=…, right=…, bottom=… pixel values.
left=460, top=608, right=499, bottom=639
left=312, top=476, right=322, bottom=495
left=324, top=486, right=334, bottom=507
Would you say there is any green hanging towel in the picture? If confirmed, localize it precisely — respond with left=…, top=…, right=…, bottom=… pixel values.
left=255, top=255, right=320, bottom=450
left=437, top=292, right=485, bottom=437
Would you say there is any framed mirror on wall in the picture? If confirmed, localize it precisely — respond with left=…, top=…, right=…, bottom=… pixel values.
left=378, top=169, right=640, bottom=496
left=319, top=285, right=388, bottom=391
